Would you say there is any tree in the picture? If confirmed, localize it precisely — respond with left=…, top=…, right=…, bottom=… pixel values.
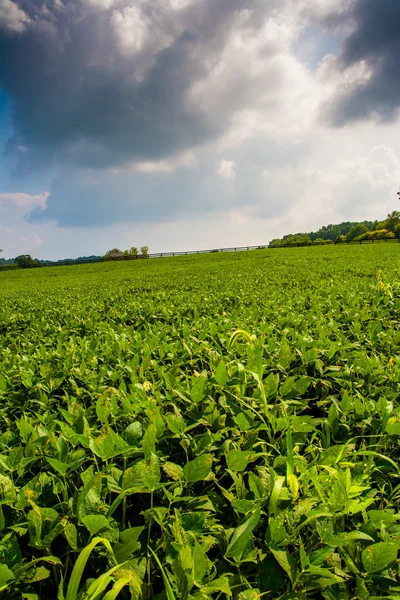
left=14, top=254, right=40, bottom=268
left=104, top=248, right=124, bottom=259
left=346, top=224, right=368, bottom=242
left=380, top=211, right=400, bottom=232
left=140, top=246, right=149, bottom=258
left=128, top=247, right=138, bottom=257
left=285, top=234, right=311, bottom=245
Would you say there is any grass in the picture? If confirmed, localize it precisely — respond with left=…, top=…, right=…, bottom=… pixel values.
left=1, top=244, right=400, bottom=599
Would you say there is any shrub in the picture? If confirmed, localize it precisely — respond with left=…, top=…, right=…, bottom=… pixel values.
left=104, top=248, right=124, bottom=259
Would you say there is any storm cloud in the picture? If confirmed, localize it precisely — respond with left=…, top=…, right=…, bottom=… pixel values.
left=0, top=0, right=286, bottom=171
left=322, top=0, right=400, bottom=125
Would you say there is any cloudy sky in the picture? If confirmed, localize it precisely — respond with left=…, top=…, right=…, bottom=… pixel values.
left=1, top=0, right=400, bottom=259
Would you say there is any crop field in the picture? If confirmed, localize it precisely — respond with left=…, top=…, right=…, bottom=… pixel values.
left=2, top=244, right=400, bottom=600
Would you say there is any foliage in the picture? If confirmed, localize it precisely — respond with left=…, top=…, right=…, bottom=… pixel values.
left=273, top=213, right=400, bottom=247
left=104, top=249, right=124, bottom=259
left=280, top=221, right=375, bottom=243
left=105, top=247, right=147, bottom=260
left=14, top=254, right=41, bottom=268
left=1, top=245, right=400, bottom=598
left=346, top=224, right=369, bottom=242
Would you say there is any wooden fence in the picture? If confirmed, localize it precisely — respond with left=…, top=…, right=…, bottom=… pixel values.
left=1, top=236, right=399, bottom=270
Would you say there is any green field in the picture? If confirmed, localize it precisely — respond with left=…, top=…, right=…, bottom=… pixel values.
left=1, top=244, right=400, bottom=600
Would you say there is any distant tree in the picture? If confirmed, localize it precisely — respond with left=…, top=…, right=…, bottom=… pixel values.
left=346, top=224, right=369, bottom=242
left=140, top=245, right=149, bottom=258
left=14, top=254, right=40, bottom=268
left=336, top=235, right=346, bottom=244
left=104, top=248, right=124, bottom=259
left=376, top=229, right=394, bottom=239
left=285, top=234, right=311, bottom=245
left=380, top=211, right=400, bottom=232
left=129, top=246, right=138, bottom=257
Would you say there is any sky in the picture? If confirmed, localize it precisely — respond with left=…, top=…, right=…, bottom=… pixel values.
left=1, top=0, right=400, bottom=259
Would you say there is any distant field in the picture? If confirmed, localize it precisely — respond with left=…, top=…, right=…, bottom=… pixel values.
left=1, top=244, right=400, bottom=599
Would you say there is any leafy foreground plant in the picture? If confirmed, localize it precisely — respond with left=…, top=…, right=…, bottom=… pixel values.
left=1, top=244, right=400, bottom=599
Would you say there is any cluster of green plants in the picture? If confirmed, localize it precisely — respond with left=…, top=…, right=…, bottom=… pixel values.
left=1, top=244, right=400, bottom=599
left=270, top=212, right=400, bottom=246
left=104, top=247, right=149, bottom=260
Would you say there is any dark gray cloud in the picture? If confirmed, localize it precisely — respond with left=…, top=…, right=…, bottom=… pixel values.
left=322, top=0, right=400, bottom=125
left=0, top=0, right=279, bottom=171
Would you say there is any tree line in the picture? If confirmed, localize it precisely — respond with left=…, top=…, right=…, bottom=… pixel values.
left=103, top=246, right=149, bottom=259
left=270, top=212, right=400, bottom=246
left=0, top=246, right=150, bottom=269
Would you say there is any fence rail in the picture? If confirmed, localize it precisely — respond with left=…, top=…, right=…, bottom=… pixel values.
left=1, top=236, right=399, bottom=271
left=36, top=244, right=270, bottom=267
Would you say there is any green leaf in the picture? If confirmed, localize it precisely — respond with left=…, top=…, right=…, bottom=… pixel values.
left=215, top=362, right=228, bottom=386
left=65, top=537, right=116, bottom=600
left=183, top=454, right=213, bottom=484
left=63, top=523, right=78, bottom=550
left=361, top=542, right=399, bottom=574
left=201, top=576, right=232, bottom=596
left=238, top=591, right=260, bottom=600
left=368, top=510, right=400, bottom=529
left=271, top=549, right=298, bottom=586
left=123, top=422, right=143, bottom=445
left=149, top=546, right=177, bottom=600
left=142, top=424, right=157, bottom=460
left=190, top=374, right=207, bottom=404
left=324, top=531, right=374, bottom=547
left=163, top=462, right=184, bottom=481
left=82, top=515, right=111, bottom=537
left=225, top=509, right=260, bottom=559
left=0, top=564, right=15, bottom=589
left=193, top=539, right=207, bottom=584
left=114, top=527, right=144, bottom=562
left=46, top=457, right=69, bottom=475
left=141, top=453, right=161, bottom=491
left=226, top=450, right=256, bottom=472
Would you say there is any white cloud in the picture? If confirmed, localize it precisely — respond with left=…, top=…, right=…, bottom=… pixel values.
left=85, top=0, right=116, bottom=8
left=0, top=191, right=49, bottom=208
left=132, top=151, right=197, bottom=174
left=111, top=5, right=150, bottom=55
left=218, top=160, right=237, bottom=180
left=0, top=0, right=30, bottom=33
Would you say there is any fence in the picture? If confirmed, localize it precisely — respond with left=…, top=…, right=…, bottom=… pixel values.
left=1, top=236, right=399, bottom=271
left=37, top=244, right=270, bottom=267
left=269, top=237, right=400, bottom=249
